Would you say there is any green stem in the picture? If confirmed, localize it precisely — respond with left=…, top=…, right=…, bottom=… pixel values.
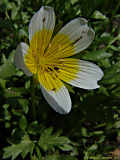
left=31, top=77, right=36, bottom=120
left=112, top=0, right=120, bottom=16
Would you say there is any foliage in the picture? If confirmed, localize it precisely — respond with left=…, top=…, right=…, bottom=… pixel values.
left=0, top=0, right=120, bottom=159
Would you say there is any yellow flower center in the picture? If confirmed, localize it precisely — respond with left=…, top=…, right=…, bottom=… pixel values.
left=24, top=29, right=79, bottom=91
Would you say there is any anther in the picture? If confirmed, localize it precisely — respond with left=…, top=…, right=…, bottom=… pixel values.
left=54, top=67, right=59, bottom=71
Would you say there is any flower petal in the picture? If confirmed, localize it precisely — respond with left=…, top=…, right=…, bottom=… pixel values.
left=57, top=59, right=103, bottom=89
left=14, top=42, right=32, bottom=76
left=41, top=85, right=72, bottom=114
left=38, top=70, right=63, bottom=92
left=58, top=18, right=95, bottom=54
left=29, top=6, right=55, bottom=41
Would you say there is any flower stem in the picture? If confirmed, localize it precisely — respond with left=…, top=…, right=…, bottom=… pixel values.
left=31, top=77, right=36, bottom=120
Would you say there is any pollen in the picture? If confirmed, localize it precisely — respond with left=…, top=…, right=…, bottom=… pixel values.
left=24, top=29, right=79, bottom=91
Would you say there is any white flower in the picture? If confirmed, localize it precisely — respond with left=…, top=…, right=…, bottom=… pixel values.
left=14, top=6, right=104, bottom=114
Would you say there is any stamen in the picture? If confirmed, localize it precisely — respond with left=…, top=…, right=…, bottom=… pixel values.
left=24, top=29, right=79, bottom=91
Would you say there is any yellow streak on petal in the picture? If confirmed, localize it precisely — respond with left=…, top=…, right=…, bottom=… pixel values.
left=25, top=29, right=53, bottom=74
left=38, top=71, right=63, bottom=92
left=56, top=58, right=79, bottom=82
left=29, top=29, right=53, bottom=56
left=46, top=33, right=75, bottom=59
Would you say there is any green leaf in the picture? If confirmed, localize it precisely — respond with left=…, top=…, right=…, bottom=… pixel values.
left=10, top=3, right=19, bottom=20
left=103, top=74, right=120, bottom=84
left=46, top=155, right=77, bottom=160
left=3, top=134, right=35, bottom=160
left=18, top=99, right=29, bottom=114
left=71, top=0, right=78, bottom=5
left=3, top=104, right=11, bottom=121
left=25, top=80, right=31, bottom=89
left=88, top=144, right=98, bottom=152
left=81, top=127, right=88, bottom=137
left=102, top=63, right=120, bottom=84
left=114, top=120, right=120, bottom=129
left=18, top=29, right=28, bottom=39
left=1, top=54, right=7, bottom=63
left=31, top=155, right=39, bottom=160
left=99, top=59, right=111, bottom=68
left=19, top=115, right=28, bottom=131
left=81, top=50, right=112, bottom=61
left=38, top=128, right=72, bottom=152
left=59, top=144, right=73, bottom=151
left=65, top=83, right=75, bottom=94
left=46, top=155, right=59, bottom=160
left=112, top=86, right=120, bottom=97
left=36, top=146, right=42, bottom=159
left=3, top=87, right=25, bottom=98
left=28, top=121, right=41, bottom=135
left=8, top=50, right=16, bottom=63
left=60, top=156, right=77, bottom=160
left=92, top=10, right=108, bottom=20
left=0, top=78, right=6, bottom=88
left=0, top=61, right=16, bottom=79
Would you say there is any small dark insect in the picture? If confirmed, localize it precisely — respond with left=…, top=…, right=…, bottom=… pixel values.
left=73, top=36, right=83, bottom=44
left=54, top=67, right=59, bottom=71
left=48, top=67, right=53, bottom=71
left=52, top=88, right=56, bottom=91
